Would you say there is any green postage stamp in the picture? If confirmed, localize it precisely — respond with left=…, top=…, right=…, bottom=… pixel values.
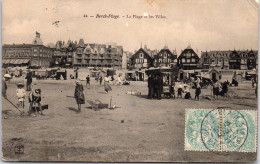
left=185, top=109, right=257, bottom=152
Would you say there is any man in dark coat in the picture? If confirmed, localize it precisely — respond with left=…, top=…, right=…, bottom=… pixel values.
left=159, top=75, right=163, bottom=98
left=2, top=76, right=8, bottom=99
left=86, top=75, right=90, bottom=86
left=154, top=75, right=161, bottom=100
left=25, top=72, right=33, bottom=91
left=147, top=75, right=154, bottom=99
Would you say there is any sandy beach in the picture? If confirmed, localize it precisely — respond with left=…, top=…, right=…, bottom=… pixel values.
left=2, top=77, right=257, bottom=162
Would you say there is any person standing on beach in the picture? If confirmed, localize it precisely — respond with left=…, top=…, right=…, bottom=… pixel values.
left=2, top=75, right=8, bottom=99
left=194, top=84, right=201, bottom=101
left=99, top=76, right=103, bottom=85
left=25, top=71, right=33, bottom=91
left=147, top=75, right=154, bottom=99
left=104, top=75, right=112, bottom=93
left=86, top=75, right=90, bottom=86
left=74, top=80, right=85, bottom=112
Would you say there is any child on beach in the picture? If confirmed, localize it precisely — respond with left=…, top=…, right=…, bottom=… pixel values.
left=16, top=83, right=26, bottom=108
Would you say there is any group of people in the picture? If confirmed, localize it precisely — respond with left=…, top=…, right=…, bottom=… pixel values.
left=2, top=72, right=44, bottom=117
left=147, top=74, right=164, bottom=100
left=147, top=75, right=202, bottom=100
left=212, top=80, right=229, bottom=98
left=176, top=82, right=198, bottom=100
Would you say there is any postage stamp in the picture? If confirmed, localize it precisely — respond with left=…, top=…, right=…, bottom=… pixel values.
left=185, top=109, right=257, bottom=152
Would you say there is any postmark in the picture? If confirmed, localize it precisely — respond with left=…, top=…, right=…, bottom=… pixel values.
left=185, top=109, right=257, bottom=152
left=14, top=144, right=24, bottom=154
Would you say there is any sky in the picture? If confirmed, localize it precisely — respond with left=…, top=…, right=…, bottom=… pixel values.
left=2, top=0, right=259, bottom=55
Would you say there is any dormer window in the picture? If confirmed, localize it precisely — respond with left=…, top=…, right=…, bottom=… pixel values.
left=140, top=53, right=143, bottom=58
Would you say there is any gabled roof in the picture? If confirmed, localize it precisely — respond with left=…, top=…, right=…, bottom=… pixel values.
left=55, top=41, right=62, bottom=50
left=77, top=39, right=85, bottom=47
left=186, top=45, right=192, bottom=49
left=179, top=45, right=199, bottom=59
left=130, top=48, right=152, bottom=60
left=154, top=46, right=175, bottom=59
left=162, top=45, right=169, bottom=50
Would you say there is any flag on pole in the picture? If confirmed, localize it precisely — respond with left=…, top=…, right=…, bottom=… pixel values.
left=36, top=31, right=40, bottom=38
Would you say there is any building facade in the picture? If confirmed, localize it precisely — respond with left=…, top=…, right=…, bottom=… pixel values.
left=73, top=39, right=123, bottom=69
left=201, top=50, right=230, bottom=70
left=53, top=40, right=76, bottom=68
left=2, top=32, right=53, bottom=67
left=153, top=46, right=177, bottom=67
left=201, top=49, right=258, bottom=70
left=129, top=48, right=153, bottom=69
left=177, top=45, right=200, bottom=70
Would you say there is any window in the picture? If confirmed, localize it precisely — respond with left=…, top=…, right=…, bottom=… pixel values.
left=144, top=59, right=147, bottom=63
left=86, top=49, right=91, bottom=54
left=182, top=58, right=185, bottom=63
left=164, top=53, right=167, bottom=58
left=192, top=58, right=195, bottom=62
left=140, top=53, right=143, bottom=58
left=34, top=49, right=37, bottom=52
left=159, top=59, right=162, bottom=63
left=187, top=59, right=190, bottom=63
left=186, top=52, right=191, bottom=58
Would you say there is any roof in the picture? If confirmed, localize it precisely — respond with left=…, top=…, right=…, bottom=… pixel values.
left=179, top=45, right=199, bottom=59
left=186, top=45, right=192, bottom=49
left=55, top=41, right=62, bottom=49
left=32, top=37, right=43, bottom=45
left=131, top=48, right=152, bottom=60
left=32, top=32, right=43, bottom=45
left=154, top=47, right=176, bottom=59
left=162, top=45, right=169, bottom=50
left=77, top=39, right=85, bottom=47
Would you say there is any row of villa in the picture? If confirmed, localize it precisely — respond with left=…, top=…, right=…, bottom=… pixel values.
left=129, top=45, right=258, bottom=71
left=2, top=32, right=258, bottom=72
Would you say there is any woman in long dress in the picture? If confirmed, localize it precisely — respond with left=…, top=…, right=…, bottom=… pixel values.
left=74, top=80, right=85, bottom=111
left=104, top=75, right=112, bottom=93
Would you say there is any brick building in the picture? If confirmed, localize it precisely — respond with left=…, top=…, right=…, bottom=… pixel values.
left=2, top=32, right=53, bottom=67
left=201, top=49, right=258, bottom=70
left=201, top=50, right=230, bottom=70
left=53, top=40, right=76, bottom=67
left=73, top=39, right=123, bottom=69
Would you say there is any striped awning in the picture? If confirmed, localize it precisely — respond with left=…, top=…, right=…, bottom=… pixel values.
left=13, top=59, right=20, bottom=64
left=6, top=59, right=11, bottom=64
left=2, top=59, right=11, bottom=64
left=20, top=59, right=30, bottom=64
left=9, top=59, right=16, bottom=64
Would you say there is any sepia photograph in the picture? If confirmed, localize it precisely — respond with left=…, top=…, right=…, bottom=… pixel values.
left=1, top=0, right=258, bottom=162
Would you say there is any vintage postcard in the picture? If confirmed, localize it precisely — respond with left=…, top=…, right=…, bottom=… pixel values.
left=1, top=0, right=258, bottom=162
